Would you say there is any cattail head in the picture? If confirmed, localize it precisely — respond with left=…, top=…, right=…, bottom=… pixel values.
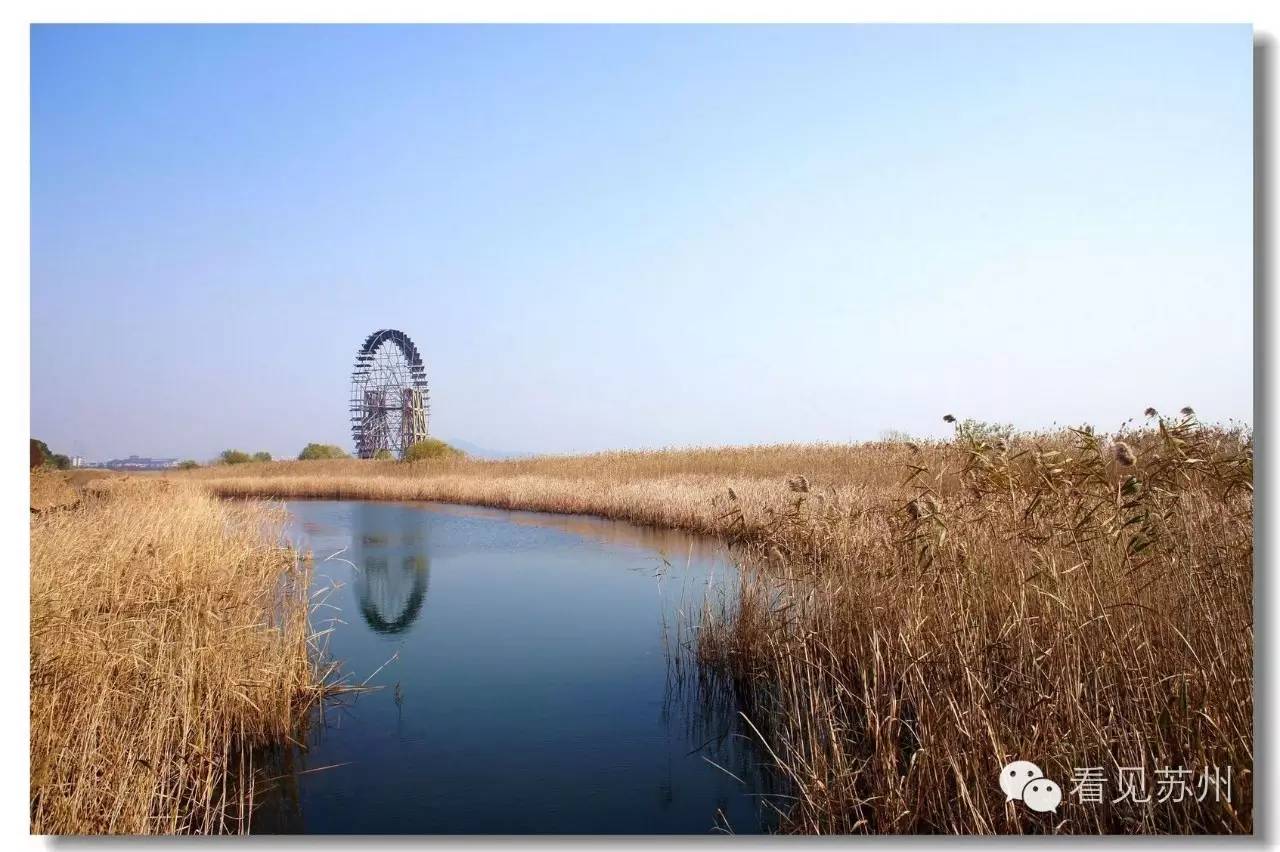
left=1144, top=407, right=1158, bottom=418
left=943, top=414, right=956, bottom=424
left=1113, top=441, right=1136, bottom=467
left=1180, top=406, right=1196, bottom=417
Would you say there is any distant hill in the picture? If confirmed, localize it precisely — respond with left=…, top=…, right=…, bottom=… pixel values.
left=440, top=438, right=529, bottom=460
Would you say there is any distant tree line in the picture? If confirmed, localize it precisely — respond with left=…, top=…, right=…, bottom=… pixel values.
left=207, top=440, right=463, bottom=465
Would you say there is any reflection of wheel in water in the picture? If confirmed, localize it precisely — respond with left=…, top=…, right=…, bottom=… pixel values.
left=356, top=555, right=429, bottom=635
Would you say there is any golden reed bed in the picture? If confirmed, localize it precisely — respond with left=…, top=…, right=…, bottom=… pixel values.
left=696, top=416, right=1252, bottom=834
left=176, top=412, right=1252, bottom=835
left=174, top=441, right=920, bottom=537
left=30, top=474, right=321, bottom=834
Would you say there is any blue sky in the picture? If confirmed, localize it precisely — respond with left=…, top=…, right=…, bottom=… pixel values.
left=31, top=25, right=1252, bottom=460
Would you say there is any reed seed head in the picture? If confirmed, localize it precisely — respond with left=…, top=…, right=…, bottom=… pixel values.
left=1113, top=441, right=1136, bottom=467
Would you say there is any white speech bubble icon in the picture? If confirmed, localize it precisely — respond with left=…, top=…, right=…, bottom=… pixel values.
left=999, top=760, right=1044, bottom=801
left=1022, top=777, right=1062, bottom=813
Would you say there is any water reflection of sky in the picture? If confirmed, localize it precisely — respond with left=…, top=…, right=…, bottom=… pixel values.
left=268, top=500, right=778, bottom=835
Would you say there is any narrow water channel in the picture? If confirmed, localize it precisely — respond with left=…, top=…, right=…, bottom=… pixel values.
left=258, top=500, right=779, bottom=834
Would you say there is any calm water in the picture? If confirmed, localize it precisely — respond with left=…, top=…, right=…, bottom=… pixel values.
left=260, top=500, right=778, bottom=834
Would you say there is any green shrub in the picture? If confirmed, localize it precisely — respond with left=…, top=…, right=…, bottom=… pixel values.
left=176, top=460, right=200, bottom=470
left=31, top=439, right=71, bottom=470
left=298, top=443, right=349, bottom=461
left=252, top=451, right=272, bottom=463
left=403, top=438, right=463, bottom=462
left=373, top=449, right=394, bottom=461
left=219, top=449, right=252, bottom=465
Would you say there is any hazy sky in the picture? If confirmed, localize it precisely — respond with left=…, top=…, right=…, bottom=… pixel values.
left=31, top=24, right=1252, bottom=460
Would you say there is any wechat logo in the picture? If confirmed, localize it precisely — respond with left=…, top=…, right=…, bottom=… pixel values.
left=1000, top=760, right=1062, bottom=813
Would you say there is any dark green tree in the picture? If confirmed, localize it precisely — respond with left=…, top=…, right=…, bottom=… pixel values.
left=31, top=439, right=70, bottom=470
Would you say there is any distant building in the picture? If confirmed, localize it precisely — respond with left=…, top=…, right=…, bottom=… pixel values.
left=99, top=455, right=180, bottom=471
left=70, top=456, right=85, bottom=468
